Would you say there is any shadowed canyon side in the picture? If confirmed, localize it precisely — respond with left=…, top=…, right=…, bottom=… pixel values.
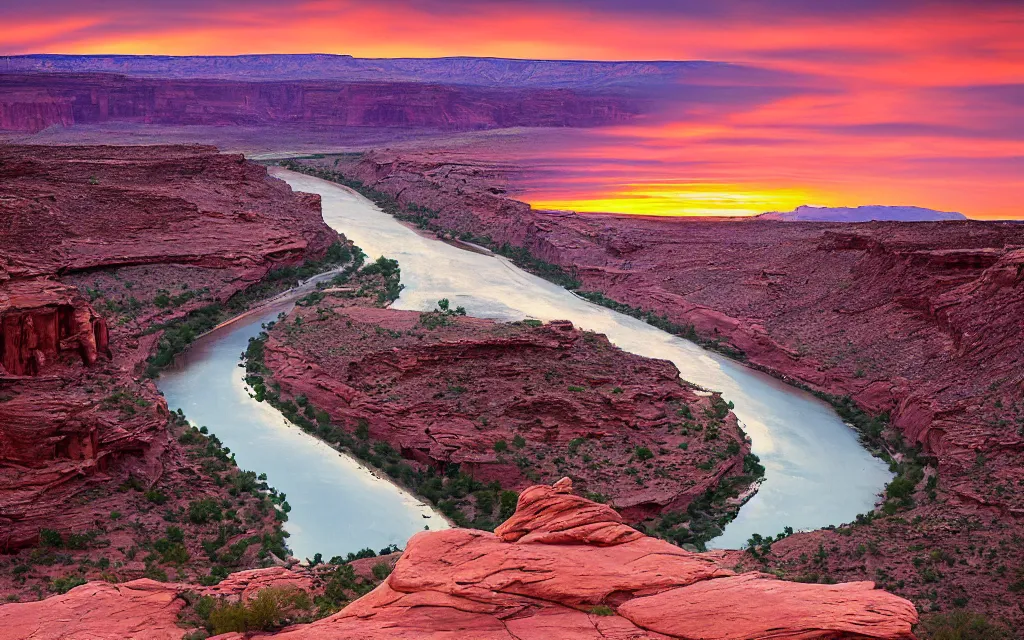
left=0, top=73, right=646, bottom=133
left=291, top=153, right=1024, bottom=625
left=0, top=145, right=338, bottom=583
left=0, top=480, right=920, bottom=640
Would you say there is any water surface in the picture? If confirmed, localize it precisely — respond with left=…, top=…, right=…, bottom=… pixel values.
left=271, top=167, right=892, bottom=549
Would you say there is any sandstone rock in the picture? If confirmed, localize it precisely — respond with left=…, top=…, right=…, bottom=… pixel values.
left=258, top=481, right=919, bottom=639
left=0, top=579, right=186, bottom=640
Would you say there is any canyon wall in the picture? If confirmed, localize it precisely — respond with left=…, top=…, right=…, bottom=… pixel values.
left=0, top=144, right=338, bottom=552
left=0, top=73, right=645, bottom=132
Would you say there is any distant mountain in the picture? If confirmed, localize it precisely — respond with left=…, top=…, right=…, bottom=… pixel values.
left=758, top=205, right=967, bottom=222
left=0, top=54, right=709, bottom=88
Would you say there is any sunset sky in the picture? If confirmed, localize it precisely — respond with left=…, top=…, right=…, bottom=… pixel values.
left=3, top=0, right=1022, bottom=218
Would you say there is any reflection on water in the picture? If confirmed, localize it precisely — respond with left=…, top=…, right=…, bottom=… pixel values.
left=156, top=304, right=449, bottom=561
left=272, top=167, right=892, bottom=549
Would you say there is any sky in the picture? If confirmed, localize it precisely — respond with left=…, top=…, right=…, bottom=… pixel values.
left=3, top=0, right=1023, bottom=218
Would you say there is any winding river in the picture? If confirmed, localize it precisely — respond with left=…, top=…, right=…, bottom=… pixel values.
left=157, top=167, right=892, bottom=559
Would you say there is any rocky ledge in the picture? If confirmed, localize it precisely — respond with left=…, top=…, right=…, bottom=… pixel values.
left=0, top=480, right=919, bottom=640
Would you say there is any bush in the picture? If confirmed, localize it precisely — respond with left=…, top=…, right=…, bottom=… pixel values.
left=39, top=529, right=63, bottom=548
left=189, top=499, right=223, bottom=524
left=145, top=489, right=168, bottom=505
left=918, top=610, right=1009, bottom=639
left=49, top=574, right=86, bottom=594
left=634, top=446, right=654, bottom=462
left=371, top=562, right=393, bottom=581
left=886, top=475, right=917, bottom=500
left=493, top=439, right=508, bottom=453
left=209, top=587, right=311, bottom=634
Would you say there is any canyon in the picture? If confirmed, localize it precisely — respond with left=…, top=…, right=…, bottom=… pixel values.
left=288, top=151, right=1024, bottom=627
left=0, top=142, right=936, bottom=639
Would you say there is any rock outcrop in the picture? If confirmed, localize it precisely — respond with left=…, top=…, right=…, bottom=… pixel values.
left=258, top=303, right=755, bottom=528
left=0, top=480, right=919, bottom=640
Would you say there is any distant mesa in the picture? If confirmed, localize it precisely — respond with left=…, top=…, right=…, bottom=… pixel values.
left=758, top=205, right=967, bottom=222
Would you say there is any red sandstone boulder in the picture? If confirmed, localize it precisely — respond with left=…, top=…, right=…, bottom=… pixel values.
left=266, top=480, right=918, bottom=639
left=0, top=579, right=186, bottom=640
left=0, top=480, right=919, bottom=639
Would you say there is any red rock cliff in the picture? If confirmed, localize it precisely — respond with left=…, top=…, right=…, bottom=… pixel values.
left=0, top=143, right=338, bottom=552
left=0, top=73, right=645, bottom=132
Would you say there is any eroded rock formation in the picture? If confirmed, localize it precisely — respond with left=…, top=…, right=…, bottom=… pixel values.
left=259, top=303, right=755, bottom=528
left=0, top=480, right=920, bottom=640
left=0, top=144, right=338, bottom=560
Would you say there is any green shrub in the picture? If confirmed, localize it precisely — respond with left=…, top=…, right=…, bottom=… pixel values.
left=371, top=562, right=393, bottom=581
left=209, top=586, right=311, bottom=634
left=634, top=446, right=654, bottom=462
left=589, top=605, right=615, bottom=616
left=49, top=574, right=86, bottom=594
left=188, top=499, right=223, bottom=524
left=39, top=529, right=63, bottom=548
left=918, top=610, right=1009, bottom=639
left=493, top=439, right=508, bottom=453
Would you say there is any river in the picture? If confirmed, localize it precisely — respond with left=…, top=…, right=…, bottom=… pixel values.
left=159, top=166, right=892, bottom=558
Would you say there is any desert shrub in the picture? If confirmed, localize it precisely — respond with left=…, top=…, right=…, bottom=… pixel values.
left=188, top=499, right=223, bottom=524
left=39, top=529, right=63, bottom=548
left=209, top=587, right=311, bottom=634
left=49, top=574, right=86, bottom=594
left=917, top=610, right=1009, bottom=639
left=371, top=562, right=393, bottom=581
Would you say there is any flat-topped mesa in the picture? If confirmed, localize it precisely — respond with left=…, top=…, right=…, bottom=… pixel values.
left=0, top=479, right=920, bottom=639
left=0, top=279, right=110, bottom=376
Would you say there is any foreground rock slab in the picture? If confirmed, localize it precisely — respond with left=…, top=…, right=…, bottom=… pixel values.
left=0, top=480, right=918, bottom=639
left=271, top=480, right=918, bottom=639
